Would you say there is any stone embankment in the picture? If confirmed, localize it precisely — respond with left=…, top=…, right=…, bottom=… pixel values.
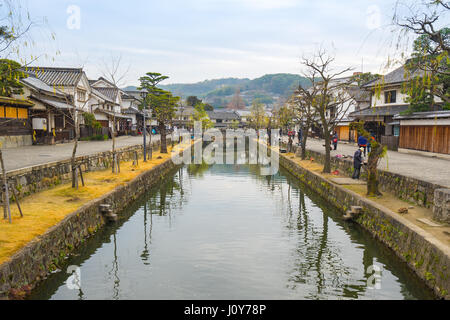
left=290, top=144, right=449, bottom=224
left=0, top=139, right=170, bottom=203
left=0, top=140, right=184, bottom=299
left=278, top=148, right=450, bottom=299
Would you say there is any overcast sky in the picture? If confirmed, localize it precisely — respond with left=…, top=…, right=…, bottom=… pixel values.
left=18, top=0, right=433, bottom=86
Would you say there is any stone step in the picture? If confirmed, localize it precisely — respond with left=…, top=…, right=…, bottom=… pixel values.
left=351, top=206, right=363, bottom=214
left=416, top=218, right=443, bottom=228
left=99, top=204, right=111, bottom=211
left=106, top=212, right=118, bottom=222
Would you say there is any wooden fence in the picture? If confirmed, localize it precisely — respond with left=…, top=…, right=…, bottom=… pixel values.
left=399, top=125, right=450, bottom=155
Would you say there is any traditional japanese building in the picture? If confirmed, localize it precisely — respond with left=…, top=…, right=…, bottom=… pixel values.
left=0, top=96, right=34, bottom=148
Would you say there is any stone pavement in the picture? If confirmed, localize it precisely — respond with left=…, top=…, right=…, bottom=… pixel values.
left=291, top=137, right=450, bottom=189
left=2, top=134, right=450, bottom=189
left=2, top=135, right=161, bottom=172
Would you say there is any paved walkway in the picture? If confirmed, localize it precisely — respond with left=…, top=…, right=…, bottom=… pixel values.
left=290, top=137, right=450, bottom=188
left=2, top=135, right=450, bottom=189
left=2, top=135, right=161, bottom=172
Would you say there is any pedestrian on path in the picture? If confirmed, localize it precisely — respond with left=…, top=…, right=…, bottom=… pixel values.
left=288, top=135, right=293, bottom=153
left=298, top=128, right=303, bottom=146
left=332, top=131, right=338, bottom=151
left=358, top=135, right=368, bottom=157
left=352, top=147, right=364, bottom=180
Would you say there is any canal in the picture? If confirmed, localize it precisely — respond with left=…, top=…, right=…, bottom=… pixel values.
left=29, top=162, right=436, bottom=300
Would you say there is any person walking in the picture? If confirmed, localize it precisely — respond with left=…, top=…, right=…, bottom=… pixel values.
left=332, top=131, right=338, bottom=151
left=352, top=147, right=364, bottom=180
left=358, top=135, right=368, bottom=157
left=298, top=128, right=303, bottom=146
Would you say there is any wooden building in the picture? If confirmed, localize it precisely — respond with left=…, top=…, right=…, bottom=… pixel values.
left=394, top=111, right=450, bottom=155
left=0, top=97, right=34, bottom=148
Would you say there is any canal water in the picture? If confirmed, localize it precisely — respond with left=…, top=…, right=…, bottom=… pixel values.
left=29, top=163, right=435, bottom=300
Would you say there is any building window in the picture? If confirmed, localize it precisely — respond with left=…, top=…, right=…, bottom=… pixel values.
left=394, top=125, right=400, bottom=137
left=384, top=90, right=397, bottom=104
left=77, top=89, right=87, bottom=102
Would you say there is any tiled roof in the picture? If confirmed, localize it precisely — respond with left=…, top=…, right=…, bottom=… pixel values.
left=91, top=88, right=115, bottom=104
left=123, top=106, right=141, bottom=115
left=394, top=110, right=450, bottom=120
left=24, top=67, right=84, bottom=86
left=20, top=75, right=67, bottom=98
left=31, top=96, right=73, bottom=110
left=92, top=87, right=119, bottom=103
left=350, top=105, right=410, bottom=117
left=0, top=96, right=34, bottom=107
left=207, top=110, right=240, bottom=120
left=363, top=65, right=424, bottom=88
left=347, top=87, right=371, bottom=102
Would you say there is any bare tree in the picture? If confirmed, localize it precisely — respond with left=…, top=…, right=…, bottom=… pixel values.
left=300, top=48, right=355, bottom=173
left=100, top=54, right=131, bottom=88
left=99, top=54, right=131, bottom=173
left=60, top=94, right=89, bottom=188
left=227, top=88, right=246, bottom=110
left=289, top=85, right=319, bottom=160
left=393, top=0, right=449, bottom=54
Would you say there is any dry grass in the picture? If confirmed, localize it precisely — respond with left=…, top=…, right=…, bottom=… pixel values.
left=0, top=143, right=190, bottom=265
left=277, top=150, right=450, bottom=245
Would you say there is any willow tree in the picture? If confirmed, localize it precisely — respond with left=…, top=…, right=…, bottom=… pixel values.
left=402, top=28, right=450, bottom=112
left=350, top=121, right=387, bottom=197
left=393, top=0, right=449, bottom=109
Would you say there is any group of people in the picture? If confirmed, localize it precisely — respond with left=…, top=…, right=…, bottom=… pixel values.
left=280, top=127, right=376, bottom=180
left=352, top=134, right=376, bottom=179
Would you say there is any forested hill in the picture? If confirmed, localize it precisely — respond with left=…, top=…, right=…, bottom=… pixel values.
left=124, top=73, right=311, bottom=108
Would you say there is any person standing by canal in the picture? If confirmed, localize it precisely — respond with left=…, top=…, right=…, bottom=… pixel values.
left=332, top=131, right=338, bottom=151
left=288, top=135, right=293, bottom=153
left=298, top=128, right=302, bottom=146
left=352, top=147, right=364, bottom=180
left=358, top=135, right=368, bottom=157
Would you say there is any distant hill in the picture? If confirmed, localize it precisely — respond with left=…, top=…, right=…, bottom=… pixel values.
left=124, top=73, right=311, bottom=108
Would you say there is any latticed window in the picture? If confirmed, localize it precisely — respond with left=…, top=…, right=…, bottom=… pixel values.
left=77, top=89, right=87, bottom=102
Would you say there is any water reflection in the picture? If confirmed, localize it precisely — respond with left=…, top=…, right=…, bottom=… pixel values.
left=28, top=164, right=435, bottom=300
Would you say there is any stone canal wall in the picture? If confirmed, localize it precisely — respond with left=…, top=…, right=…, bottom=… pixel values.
left=289, top=145, right=444, bottom=210
left=0, top=142, right=182, bottom=299
left=0, top=138, right=171, bottom=203
left=278, top=151, right=450, bottom=299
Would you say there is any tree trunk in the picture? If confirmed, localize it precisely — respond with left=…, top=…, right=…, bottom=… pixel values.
left=71, top=125, right=80, bottom=188
left=148, top=118, right=153, bottom=160
left=367, top=145, right=384, bottom=196
left=111, top=118, right=117, bottom=174
left=323, top=128, right=331, bottom=173
left=160, top=123, right=168, bottom=154
left=301, top=123, right=310, bottom=160
left=0, top=150, right=10, bottom=221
